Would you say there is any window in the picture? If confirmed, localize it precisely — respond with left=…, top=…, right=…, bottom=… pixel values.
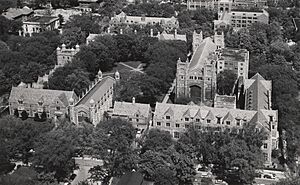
left=166, top=123, right=170, bottom=127
left=226, top=121, right=230, bottom=125
left=236, top=119, right=241, bottom=126
left=136, top=119, right=139, bottom=122
left=175, top=123, right=180, bottom=128
left=185, top=124, right=189, bottom=129
left=263, top=143, right=268, bottom=149
left=157, top=122, right=161, bottom=126
left=217, top=117, right=221, bottom=124
left=196, top=118, right=200, bottom=122
left=185, top=118, right=189, bottom=122
left=269, top=115, right=273, bottom=122
left=166, top=116, right=170, bottom=119
left=56, top=106, right=60, bottom=111
left=207, top=119, right=211, bottom=124
left=174, top=132, right=180, bottom=139
left=190, top=76, right=193, bottom=80
left=136, top=114, right=139, bottom=117
left=196, top=125, right=201, bottom=130
left=263, top=153, right=268, bottom=161
left=272, top=125, right=275, bottom=129
left=129, top=118, right=132, bottom=121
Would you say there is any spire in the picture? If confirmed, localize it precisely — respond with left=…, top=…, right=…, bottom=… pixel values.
left=115, top=70, right=120, bottom=81
left=150, top=29, right=153, bottom=37
left=97, top=69, right=103, bottom=80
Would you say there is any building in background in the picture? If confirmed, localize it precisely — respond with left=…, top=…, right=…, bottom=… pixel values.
left=214, top=9, right=269, bottom=31
left=21, top=16, right=59, bottom=36
left=2, top=6, right=34, bottom=21
left=110, top=11, right=179, bottom=31
left=56, top=44, right=80, bottom=67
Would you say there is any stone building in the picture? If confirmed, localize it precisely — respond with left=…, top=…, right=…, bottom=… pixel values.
left=175, top=31, right=218, bottom=103
left=214, top=94, right=236, bottom=109
left=150, top=29, right=187, bottom=42
left=69, top=70, right=118, bottom=126
left=112, top=98, right=152, bottom=133
left=175, top=31, right=249, bottom=103
left=236, top=73, right=272, bottom=111
left=9, top=87, right=78, bottom=120
left=187, top=0, right=267, bottom=11
left=110, top=11, right=179, bottom=31
left=214, top=9, right=269, bottom=31
left=56, top=44, right=80, bottom=67
left=21, top=16, right=59, bottom=36
left=216, top=47, right=249, bottom=79
left=152, top=102, right=278, bottom=166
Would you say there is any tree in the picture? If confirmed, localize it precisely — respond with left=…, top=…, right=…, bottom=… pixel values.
left=33, top=129, right=76, bottom=181
left=20, top=110, right=28, bottom=120
left=60, top=27, right=86, bottom=48
left=0, top=0, right=16, bottom=14
left=40, top=111, right=47, bottom=122
left=89, top=119, right=137, bottom=184
left=34, top=113, right=40, bottom=122
left=142, top=129, right=174, bottom=153
left=217, top=70, right=237, bottom=95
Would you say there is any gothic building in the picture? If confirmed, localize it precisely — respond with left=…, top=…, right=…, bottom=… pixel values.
left=69, top=70, right=119, bottom=126
left=175, top=31, right=249, bottom=104
left=56, top=43, right=80, bottom=67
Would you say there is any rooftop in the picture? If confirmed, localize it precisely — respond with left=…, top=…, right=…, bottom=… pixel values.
left=77, top=76, right=115, bottom=106
left=189, top=37, right=217, bottom=70
left=9, top=87, right=76, bottom=107
left=2, top=6, right=33, bottom=20
left=25, top=16, right=59, bottom=24
left=113, top=101, right=151, bottom=118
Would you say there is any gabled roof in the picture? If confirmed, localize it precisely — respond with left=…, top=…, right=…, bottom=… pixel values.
left=9, top=87, right=76, bottom=107
left=2, top=6, right=33, bottom=20
left=77, top=76, right=115, bottom=106
left=183, top=109, right=191, bottom=117
left=223, top=111, right=234, bottom=122
left=205, top=110, right=215, bottom=120
left=164, top=106, right=174, bottom=116
left=189, top=37, right=217, bottom=70
left=113, top=101, right=151, bottom=118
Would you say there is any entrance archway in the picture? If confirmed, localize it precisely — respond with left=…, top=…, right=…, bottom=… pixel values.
left=190, top=85, right=202, bottom=99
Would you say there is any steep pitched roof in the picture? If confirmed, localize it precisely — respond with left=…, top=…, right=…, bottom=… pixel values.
left=77, top=76, right=115, bottom=106
left=9, top=87, right=76, bottom=107
left=189, top=37, right=217, bottom=70
left=113, top=101, right=151, bottom=118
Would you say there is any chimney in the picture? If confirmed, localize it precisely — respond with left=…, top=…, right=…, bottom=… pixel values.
left=150, top=29, right=153, bottom=37
left=132, top=97, right=135, bottom=104
left=120, top=29, right=123, bottom=35
left=174, top=29, right=177, bottom=39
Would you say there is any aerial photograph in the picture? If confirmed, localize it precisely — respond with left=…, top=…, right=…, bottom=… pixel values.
left=0, top=0, right=300, bottom=184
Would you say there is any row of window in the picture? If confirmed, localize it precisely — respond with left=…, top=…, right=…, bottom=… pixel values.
left=156, top=119, right=243, bottom=127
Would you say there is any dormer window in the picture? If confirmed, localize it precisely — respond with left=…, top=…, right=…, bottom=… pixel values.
left=18, top=99, right=23, bottom=104
left=207, top=119, right=211, bottom=124
left=269, top=115, right=273, bottom=122
left=217, top=117, right=221, bottom=124
left=196, top=118, right=200, bottom=122
left=185, top=118, right=189, bottom=122
left=166, top=116, right=170, bottom=119
left=236, top=119, right=241, bottom=126
left=38, top=100, right=43, bottom=106
left=136, top=114, right=139, bottom=117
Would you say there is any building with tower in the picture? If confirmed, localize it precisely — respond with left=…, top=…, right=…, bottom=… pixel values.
left=56, top=44, right=80, bottom=67
left=69, top=70, right=119, bottom=126
left=175, top=31, right=218, bottom=104
left=175, top=30, right=249, bottom=104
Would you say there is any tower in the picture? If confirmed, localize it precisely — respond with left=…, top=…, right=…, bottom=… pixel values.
left=97, top=69, right=103, bottom=80
left=114, top=70, right=120, bottom=82
left=69, top=97, right=77, bottom=124
left=214, top=31, right=225, bottom=49
left=192, top=30, right=203, bottom=52
left=89, top=99, right=96, bottom=126
left=175, top=58, right=189, bottom=99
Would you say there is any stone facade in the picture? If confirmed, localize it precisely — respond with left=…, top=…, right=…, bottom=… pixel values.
left=175, top=31, right=249, bottom=103
left=69, top=70, right=118, bottom=126
left=56, top=44, right=80, bottom=67
left=112, top=98, right=152, bottom=133
left=152, top=102, right=279, bottom=166
left=9, top=87, right=78, bottom=120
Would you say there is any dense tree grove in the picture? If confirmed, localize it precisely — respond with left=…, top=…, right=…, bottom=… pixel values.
left=0, top=115, right=267, bottom=185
